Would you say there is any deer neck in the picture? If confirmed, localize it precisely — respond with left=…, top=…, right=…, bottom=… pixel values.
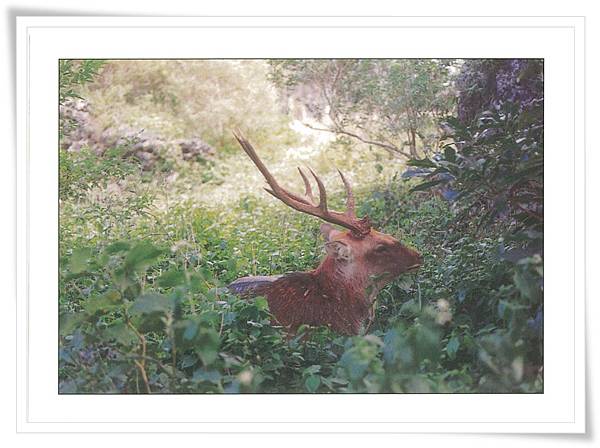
left=313, top=256, right=373, bottom=305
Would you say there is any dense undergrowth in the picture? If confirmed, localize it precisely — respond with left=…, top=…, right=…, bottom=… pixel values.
left=59, top=155, right=542, bottom=393
left=59, top=59, right=543, bottom=394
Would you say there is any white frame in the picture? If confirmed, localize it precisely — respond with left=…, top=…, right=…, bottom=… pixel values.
left=16, top=16, right=585, bottom=433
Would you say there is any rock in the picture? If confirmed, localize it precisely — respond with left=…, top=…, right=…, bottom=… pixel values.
left=176, top=138, right=216, bottom=161
left=60, top=99, right=216, bottom=171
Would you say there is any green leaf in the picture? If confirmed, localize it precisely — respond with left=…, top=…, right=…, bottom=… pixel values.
left=303, top=365, right=321, bottom=376
left=59, top=312, right=86, bottom=336
left=339, top=349, right=370, bottom=381
left=112, top=267, right=131, bottom=290
left=83, top=290, right=121, bottom=315
left=195, top=328, right=220, bottom=366
left=446, top=336, right=460, bottom=360
left=124, top=242, right=163, bottom=273
left=104, top=321, right=137, bottom=346
left=513, top=271, right=541, bottom=304
left=192, top=369, right=222, bottom=384
left=304, top=375, right=321, bottom=393
left=410, top=179, right=445, bottom=193
left=254, top=296, right=269, bottom=311
left=129, top=293, right=173, bottom=316
left=105, top=241, right=131, bottom=254
left=68, top=248, right=91, bottom=274
left=399, top=299, right=419, bottom=315
left=181, top=354, right=198, bottom=369
left=188, top=273, right=208, bottom=294
left=414, top=323, right=441, bottom=364
left=183, top=319, right=199, bottom=340
left=157, top=269, right=186, bottom=288
left=407, top=158, right=436, bottom=168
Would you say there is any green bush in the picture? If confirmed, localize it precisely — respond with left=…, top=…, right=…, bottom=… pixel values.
left=59, top=181, right=542, bottom=393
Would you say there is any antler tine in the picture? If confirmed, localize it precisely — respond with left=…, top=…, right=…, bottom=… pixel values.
left=233, top=131, right=276, bottom=188
left=234, top=131, right=371, bottom=238
left=337, top=169, right=355, bottom=216
left=234, top=131, right=308, bottom=204
left=297, top=167, right=315, bottom=204
left=309, top=168, right=328, bottom=213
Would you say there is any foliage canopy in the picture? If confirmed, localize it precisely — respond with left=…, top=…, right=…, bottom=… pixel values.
left=269, top=59, right=456, bottom=157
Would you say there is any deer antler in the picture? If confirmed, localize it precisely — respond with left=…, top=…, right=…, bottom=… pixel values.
left=233, top=131, right=371, bottom=238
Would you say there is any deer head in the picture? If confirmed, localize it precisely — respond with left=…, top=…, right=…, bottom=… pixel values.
left=319, top=223, right=422, bottom=291
left=233, top=131, right=423, bottom=297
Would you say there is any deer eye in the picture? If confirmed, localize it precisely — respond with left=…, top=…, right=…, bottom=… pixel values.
left=374, top=244, right=388, bottom=253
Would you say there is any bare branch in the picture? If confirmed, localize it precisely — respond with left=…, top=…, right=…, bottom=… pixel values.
left=301, top=122, right=412, bottom=159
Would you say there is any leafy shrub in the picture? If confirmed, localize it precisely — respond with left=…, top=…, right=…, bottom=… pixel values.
left=59, top=145, right=141, bottom=201
left=59, top=59, right=106, bottom=105
left=397, top=59, right=544, bottom=392
left=59, top=60, right=105, bottom=138
left=59, top=183, right=542, bottom=393
left=269, top=59, right=456, bottom=158
left=409, top=101, right=543, bottom=233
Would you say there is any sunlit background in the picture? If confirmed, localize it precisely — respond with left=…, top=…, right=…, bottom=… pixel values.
left=61, top=59, right=459, bottom=210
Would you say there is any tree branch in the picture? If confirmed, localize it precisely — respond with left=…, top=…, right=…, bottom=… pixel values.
left=302, top=122, right=412, bottom=159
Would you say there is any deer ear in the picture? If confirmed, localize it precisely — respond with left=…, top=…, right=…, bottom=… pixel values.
left=325, top=240, right=353, bottom=263
left=320, top=223, right=343, bottom=242
left=320, top=223, right=335, bottom=241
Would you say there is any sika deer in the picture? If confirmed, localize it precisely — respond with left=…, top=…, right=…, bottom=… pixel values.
left=228, top=132, right=422, bottom=335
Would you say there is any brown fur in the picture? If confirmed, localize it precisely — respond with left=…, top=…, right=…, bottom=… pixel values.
left=251, top=226, right=422, bottom=335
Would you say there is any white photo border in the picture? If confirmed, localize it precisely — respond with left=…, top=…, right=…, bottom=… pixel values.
left=16, top=16, right=585, bottom=433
